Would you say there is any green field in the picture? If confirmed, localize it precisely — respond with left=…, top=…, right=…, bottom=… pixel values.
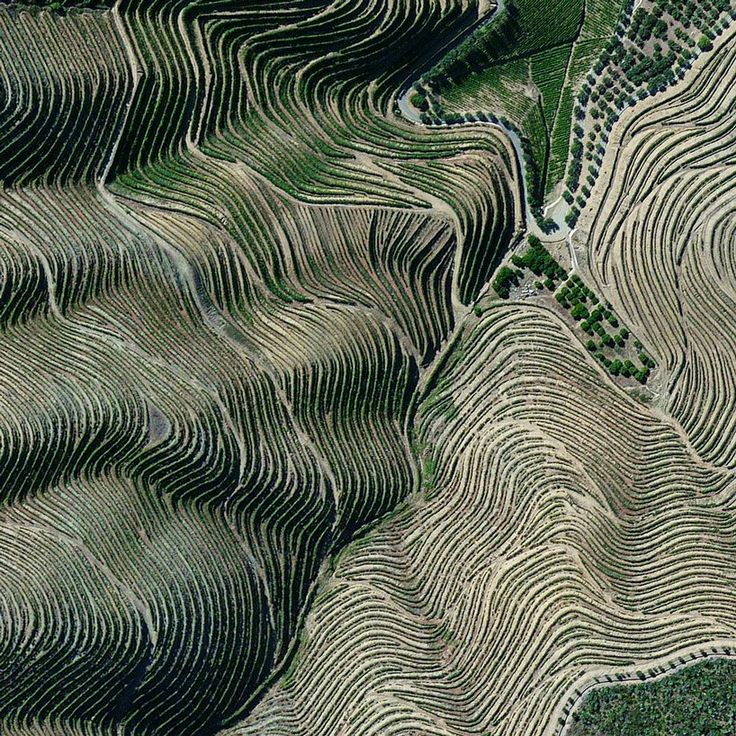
left=429, top=0, right=627, bottom=207
left=569, top=659, right=736, bottom=736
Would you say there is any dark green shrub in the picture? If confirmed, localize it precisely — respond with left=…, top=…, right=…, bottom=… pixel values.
left=571, top=303, right=589, bottom=320
left=492, top=265, right=518, bottom=298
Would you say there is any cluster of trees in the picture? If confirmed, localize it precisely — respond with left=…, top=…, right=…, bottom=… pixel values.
left=639, top=352, right=656, bottom=369
left=607, top=358, right=646, bottom=380
left=631, top=7, right=670, bottom=43
left=512, top=236, right=566, bottom=282
left=641, top=50, right=678, bottom=91
left=555, top=275, right=598, bottom=311
left=565, top=211, right=579, bottom=227
left=661, top=0, right=733, bottom=28
left=689, top=0, right=735, bottom=29
left=582, top=309, right=619, bottom=336
left=492, top=265, right=521, bottom=299
left=555, top=275, right=652, bottom=381
left=591, top=350, right=650, bottom=382
left=569, top=658, right=736, bottom=735
left=494, top=242, right=655, bottom=383
left=560, top=0, right=732, bottom=217
left=410, top=91, right=429, bottom=112
left=493, top=237, right=567, bottom=298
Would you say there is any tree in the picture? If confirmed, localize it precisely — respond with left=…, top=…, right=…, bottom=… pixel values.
left=511, top=254, right=525, bottom=267
left=410, top=92, right=428, bottom=111
left=571, top=303, right=589, bottom=320
left=492, top=266, right=519, bottom=299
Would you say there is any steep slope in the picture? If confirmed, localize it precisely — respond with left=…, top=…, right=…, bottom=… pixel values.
left=0, top=1, right=521, bottom=733
left=582, top=20, right=736, bottom=467
left=230, top=302, right=736, bottom=736
left=221, top=20, right=736, bottom=736
left=2, top=1, right=735, bottom=734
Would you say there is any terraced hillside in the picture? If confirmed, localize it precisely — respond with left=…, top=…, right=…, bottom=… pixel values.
left=1, top=1, right=736, bottom=735
left=582, top=17, right=736, bottom=467
left=562, top=0, right=736, bottom=226
left=0, top=1, right=519, bottom=734
left=409, top=0, right=735, bottom=229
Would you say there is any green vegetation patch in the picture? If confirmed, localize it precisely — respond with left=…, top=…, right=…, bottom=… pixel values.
left=569, top=657, right=736, bottom=736
left=492, top=235, right=655, bottom=383
left=556, top=272, right=654, bottom=383
left=419, top=0, right=627, bottom=216
left=493, top=235, right=567, bottom=297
